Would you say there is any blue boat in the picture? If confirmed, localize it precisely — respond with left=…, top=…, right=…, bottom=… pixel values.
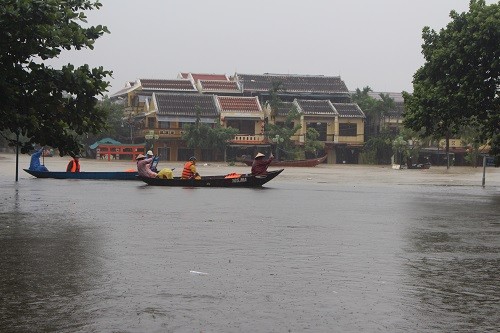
left=24, top=169, right=139, bottom=180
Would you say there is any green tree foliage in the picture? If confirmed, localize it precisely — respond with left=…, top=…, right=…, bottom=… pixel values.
left=265, top=105, right=302, bottom=160
left=351, top=87, right=395, bottom=138
left=403, top=0, right=500, bottom=158
left=361, top=129, right=394, bottom=165
left=182, top=109, right=238, bottom=160
left=81, top=97, right=129, bottom=146
left=182, top=110, right=211, bottom=149
left=207, top=125, right=239, bottom=160
left=304, top=128, right=323, bottom=157
left=0, top=0, right=112, bottom=156
left=268, top=81, right=285, bottom=121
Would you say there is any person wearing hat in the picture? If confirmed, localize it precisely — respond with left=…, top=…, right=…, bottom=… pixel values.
left=181, top=156, right=201, bottom=179
left=146, top=150, right=159, bottom=172
left=66, top=154, right=81, bottom=172
left=136, top=154, right=158, bottom=178
left=251, top=152, right=274, bottom=175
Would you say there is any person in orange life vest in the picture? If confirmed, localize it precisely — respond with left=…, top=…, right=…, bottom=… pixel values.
left=181, top=156, right=201, bottom=179
left=251, top=152, right=274, bottom=175
left=136, top=154, right=158, bottom=178
left=66, top=155, right=81, bottom=172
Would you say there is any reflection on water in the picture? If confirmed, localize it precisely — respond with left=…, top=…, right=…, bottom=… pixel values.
left=0, top=176, right=499, bottom=332
left=402, top=190, right=500, bottom=332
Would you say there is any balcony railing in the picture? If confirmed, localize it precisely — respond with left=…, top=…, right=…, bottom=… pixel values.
left=231, top=134, right=266, bottom=144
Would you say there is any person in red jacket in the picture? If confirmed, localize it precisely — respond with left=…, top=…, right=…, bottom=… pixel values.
left=66, top=155, right=81, bottom=172
left=251, top=152, right=274, bottom=175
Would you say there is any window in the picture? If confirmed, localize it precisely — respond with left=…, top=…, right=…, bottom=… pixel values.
left=339, top=123, right=357, bottom=136
left=147, top=118, right=155, bottom=129
left=227, top=120, right=255, bottom=134
left=159, top=121, right=170, bottom=129
left=307, top=122, right=327, bottom=141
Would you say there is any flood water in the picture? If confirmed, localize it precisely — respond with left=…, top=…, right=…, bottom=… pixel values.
left=0, top=159, right=499, bottom=332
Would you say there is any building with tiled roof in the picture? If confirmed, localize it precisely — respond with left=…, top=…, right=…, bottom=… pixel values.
left=234, top=73, right=351, bottom=102
left=153, top=93, right=219, bottom=121
left=179, top=72, right=229, bottom=82
left=197, top=80, right=241, bottom=94
left=110, top=71, right=367, bottom=164
left=217, top=96, right=266, bottom=146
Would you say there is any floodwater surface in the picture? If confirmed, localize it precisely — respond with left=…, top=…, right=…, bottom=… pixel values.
left=0, top=158, right=499, bottom=332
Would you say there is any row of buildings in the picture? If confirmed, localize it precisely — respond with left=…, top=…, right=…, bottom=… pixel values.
left=110, top=72, right=393, bottom=164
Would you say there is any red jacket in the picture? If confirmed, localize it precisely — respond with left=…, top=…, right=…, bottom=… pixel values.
left=251, top=156, right=274, bottom=175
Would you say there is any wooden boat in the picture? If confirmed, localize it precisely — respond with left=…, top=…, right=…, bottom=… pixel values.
left=140, top=169, right=284, bottom=187
left=242, top=155, right=327, bottom=167
left=24, top=169, right=139, bottom=180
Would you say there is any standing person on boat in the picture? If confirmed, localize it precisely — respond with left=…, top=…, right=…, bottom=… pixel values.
left=66, top=155, right=81, bottom=172
left=136, top=154, right=158, bottom=178
left=146, top=150, right=159, bottom=172
left=181, top=156, right=201, bottom=179
left=29, top=148, right=49, bottom=172
left=251, top=152, right=274, bottom=175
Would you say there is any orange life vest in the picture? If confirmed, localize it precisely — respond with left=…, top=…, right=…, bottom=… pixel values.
left=181, top=161, right=195, bottom=179
left=67, top=159, right=80, bottom=172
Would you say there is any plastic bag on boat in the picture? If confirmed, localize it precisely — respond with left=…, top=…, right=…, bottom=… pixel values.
left=157, top=168, right=173, bottom=179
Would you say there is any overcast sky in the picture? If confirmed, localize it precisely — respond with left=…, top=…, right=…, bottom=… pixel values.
left=47, top=0, right=493, bottom=96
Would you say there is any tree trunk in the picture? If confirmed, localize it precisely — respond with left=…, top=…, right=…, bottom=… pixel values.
left=446, top=131, right=450, bottom=170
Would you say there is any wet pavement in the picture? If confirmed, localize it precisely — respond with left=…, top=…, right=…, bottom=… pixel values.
left=0, top=154, right=499, bottom=332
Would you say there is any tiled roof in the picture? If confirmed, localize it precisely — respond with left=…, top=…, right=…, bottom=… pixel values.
left=365, top=91, right=405, bottom=117
left=332, top=103, right=365, bottom=118
left=199, top=80, right=240, bottom=92
left=110, top=82, right=137, bottom=98
left=367, top=91, right=404, bottom=102
left=154, top=93, right=219, bottom=117
left=217, top=96, right=261, bottom=113
left=190, top=73, right=228, bottom=82
left=275, top=102, right=296, bottom=116
left=296, top=100, right=338, bottom=116
left=179, top=72, right=229, bottom=82
left=139, top=79, right=196, bottom=91
left=236, top=73, right=349, bottom=94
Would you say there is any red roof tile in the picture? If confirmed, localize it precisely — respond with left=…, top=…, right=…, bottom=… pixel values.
left=217, top=96, right=262, bottom=113
left=199, top=80, right=240, bottom=92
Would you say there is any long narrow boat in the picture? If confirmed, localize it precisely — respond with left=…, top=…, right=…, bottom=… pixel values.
left=24, top=169, right=139, bottom=180
left=140, top=169, right=284, bottom=187
left=242, top=155, right=327, bottom=167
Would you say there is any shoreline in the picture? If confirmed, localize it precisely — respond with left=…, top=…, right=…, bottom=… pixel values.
left=1, top=152, right=499, bottom=187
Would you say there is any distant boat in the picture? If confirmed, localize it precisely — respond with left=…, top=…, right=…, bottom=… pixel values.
left=24, top=169, right=139, bottom=180
left=242, top=155, right=327, bottom=167
left=140, top=169, right=284, bottom=188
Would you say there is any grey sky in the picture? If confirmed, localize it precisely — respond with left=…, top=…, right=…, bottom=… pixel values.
left=48, top=0, right=492, bottom=96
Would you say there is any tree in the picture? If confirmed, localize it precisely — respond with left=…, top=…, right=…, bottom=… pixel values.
left=182, top=109, right=211, bottom=150
left=403, top=0, right=500, bottom=166
left=304, top=128, right=323, bottom=158
left=0, top=0, right=112, bottom=156
left=351, top=87, right=395, bottom=138
left=268, top=81, right=285, bottom=121
left=265, top=105, right=302, bottom=160
left=182, top=108, right=238, bottom=161
left=207, top=125, right=238, bottom=161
